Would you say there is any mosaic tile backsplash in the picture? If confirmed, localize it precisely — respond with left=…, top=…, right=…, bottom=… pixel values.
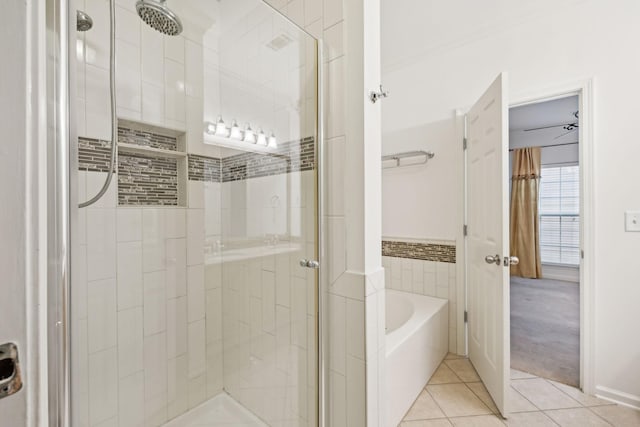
left=382, top=240, right=456, bottom=263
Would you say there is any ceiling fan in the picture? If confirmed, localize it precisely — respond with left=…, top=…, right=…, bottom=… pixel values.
left=523, top=110, right=579, bottom=139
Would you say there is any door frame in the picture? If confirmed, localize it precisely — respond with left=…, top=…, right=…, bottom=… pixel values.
left=462, top=78, right=595, bottom=395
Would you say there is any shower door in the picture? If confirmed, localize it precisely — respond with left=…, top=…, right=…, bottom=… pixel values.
left=216, top=4, right=320, bottom=425
left=69, top=0, right=319, bottom=425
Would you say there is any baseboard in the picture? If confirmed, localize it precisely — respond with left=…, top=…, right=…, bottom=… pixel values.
left=595, top=385, right=640, bottom=410
left=542, top=264, right=579, bottom=282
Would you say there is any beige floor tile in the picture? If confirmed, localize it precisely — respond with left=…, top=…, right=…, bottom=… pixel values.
left=508, top=386, right=538, bottom=413
left=544, top=408, right=611, bottom=426
left=401, top=420, right=453, bottom=427
left=444, top=359, right=481, bottom=383
left=503, top=411, right=557, bottom=427
left=429, top=363, right=463, bottom=385
left=426, top=384, right=492, bottom=418
left=510, top=369, right=537, bottom=380
left=404, top=390, right=447, bottom=420
left=466, top=382, right=499, bottom=414
left=446, top=353, right=466, bottom=360
left=511, top=378, right=581, bottom=410
left=548, top=380, right=615, bottom=407
left=449, top=414, right=506, bottom=426
left=591, top=404, right=640, bottom=427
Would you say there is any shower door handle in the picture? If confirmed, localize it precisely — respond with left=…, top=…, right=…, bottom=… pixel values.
left=299, top=259, right=320, bottom=269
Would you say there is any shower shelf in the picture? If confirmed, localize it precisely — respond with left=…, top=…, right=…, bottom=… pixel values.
left=118, top=142, right=187, bottom=159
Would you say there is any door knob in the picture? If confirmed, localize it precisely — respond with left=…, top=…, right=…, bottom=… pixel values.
left=484, top=254, right=501, bottom=265
left=299, top=259, right=320, bottom=269
left=504, top=256, right=519, bottom=266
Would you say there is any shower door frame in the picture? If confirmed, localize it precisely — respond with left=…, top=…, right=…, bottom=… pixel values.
left=47, top=0, right=327, bottom=425
left=47, top=0, right=75, bottom=425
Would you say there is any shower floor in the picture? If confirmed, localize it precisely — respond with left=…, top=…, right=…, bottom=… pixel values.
left=162, top=392, right=268, bottom=427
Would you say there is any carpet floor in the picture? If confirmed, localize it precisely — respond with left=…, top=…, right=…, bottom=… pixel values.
left=510, top=276, right=580, bottom=387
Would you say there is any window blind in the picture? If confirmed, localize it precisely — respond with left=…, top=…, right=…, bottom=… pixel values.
left=539, top=165, right=580, bottom=265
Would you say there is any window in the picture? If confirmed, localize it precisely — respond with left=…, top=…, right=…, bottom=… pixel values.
left=539, top=165, right=580, bottom=265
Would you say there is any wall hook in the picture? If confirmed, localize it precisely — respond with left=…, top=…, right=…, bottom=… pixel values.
left=370, top=84, right=389, bottom=103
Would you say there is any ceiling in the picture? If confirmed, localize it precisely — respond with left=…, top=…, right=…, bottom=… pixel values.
left=381, top=0, right=584, bottom=72
left=509, top=95, right=579, bottom=131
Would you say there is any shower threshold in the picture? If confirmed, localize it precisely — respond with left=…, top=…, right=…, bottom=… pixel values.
left=162, top=392, right=268, bottom=427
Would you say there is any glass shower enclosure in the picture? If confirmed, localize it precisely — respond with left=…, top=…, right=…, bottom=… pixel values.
left=68, top=0, right=320, bottom=425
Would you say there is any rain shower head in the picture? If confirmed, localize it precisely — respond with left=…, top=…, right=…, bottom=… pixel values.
left=136, top=0, right=183, bottom=36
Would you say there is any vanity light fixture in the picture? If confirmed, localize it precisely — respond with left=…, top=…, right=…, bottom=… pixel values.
left=214, top=116, right=229, bottom=137
left=256, top=128, right=267, bottom=146
left=243, top=124, right=256, bottom=143
left=267, top=132, right=277, bottom=148
left=229, top=120, right=242, bottom=140
left=204, top=118, right=276, bottom=149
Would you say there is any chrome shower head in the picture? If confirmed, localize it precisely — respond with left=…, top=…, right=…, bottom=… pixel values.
left=76, top=10, right=93, bottom=31
left=136, top=0, right=183, bottom=36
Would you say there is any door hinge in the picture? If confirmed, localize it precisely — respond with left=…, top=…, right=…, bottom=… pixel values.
left=463, top=137, right=468, bottom=150
left=581, top=249, right=584, bottom=259
left=464, top=311, right=468, bottom=323
left=463, top=224, right=468, bottom=236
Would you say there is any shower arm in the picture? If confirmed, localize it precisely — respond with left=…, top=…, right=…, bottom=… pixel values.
left=79, top=0, right=117, bottom=208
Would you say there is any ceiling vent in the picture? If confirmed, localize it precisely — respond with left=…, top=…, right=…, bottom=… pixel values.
left=266, top=34, right=293, bottom=51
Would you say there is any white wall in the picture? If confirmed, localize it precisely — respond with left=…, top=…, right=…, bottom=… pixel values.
left=1, top=0, right=30, bottom=424
left=382, top=0, right=640, bottom=407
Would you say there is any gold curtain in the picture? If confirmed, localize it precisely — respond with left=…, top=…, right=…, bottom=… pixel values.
left=510, top=147, right=542, bottom=278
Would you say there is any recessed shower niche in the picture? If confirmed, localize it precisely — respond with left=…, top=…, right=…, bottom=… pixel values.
left=116, top=119, right=188, bottom=207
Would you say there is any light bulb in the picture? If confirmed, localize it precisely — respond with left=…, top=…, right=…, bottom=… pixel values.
left=229, top=120, right=242, bottom=140
left=243, top=124, right=256, bottom=143
left=267, top=132, right=277, bottom=148
left=205, top=121, right=216, bottom=134
left=256, top=128, right=267, bottom=146
left=215, top=116, right=229, bottom=137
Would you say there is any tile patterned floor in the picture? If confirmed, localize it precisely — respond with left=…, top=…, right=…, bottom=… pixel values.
left=399, top=353, right=640, bottom=427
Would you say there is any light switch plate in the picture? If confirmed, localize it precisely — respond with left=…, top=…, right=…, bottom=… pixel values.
left=625, top=211, right=640, bottom=232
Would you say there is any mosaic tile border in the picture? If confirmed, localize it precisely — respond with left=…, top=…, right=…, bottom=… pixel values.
left=187, top=155, right=222, bottom=182
left=79, top=133, right=315, bottom=206
left=186, top=137, right=315, bottom=183
left=78, top=137, right=113, bottom=172
left=382, top=240, right=456, bottom=263
left=118, top=126, right=177, bottom=151
left=221, top=137, right=315, bottom=182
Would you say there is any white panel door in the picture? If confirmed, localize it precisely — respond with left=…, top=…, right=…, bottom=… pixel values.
left=466, top=73, right=510, bottom=417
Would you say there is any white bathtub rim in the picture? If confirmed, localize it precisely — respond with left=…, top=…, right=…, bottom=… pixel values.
left=385, top=290, right=448, bottom=358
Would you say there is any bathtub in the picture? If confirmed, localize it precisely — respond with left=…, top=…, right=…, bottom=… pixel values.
left=385, top=290, right=449, bottom=427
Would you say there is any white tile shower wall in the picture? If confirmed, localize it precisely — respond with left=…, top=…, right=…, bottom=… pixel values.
left=382, top=255, right=457, bottom=354
left=72, top=171, right=223, bottom=427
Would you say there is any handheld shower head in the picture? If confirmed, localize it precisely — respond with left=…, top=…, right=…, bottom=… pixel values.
left=136, top=0, right=183, bottom=36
